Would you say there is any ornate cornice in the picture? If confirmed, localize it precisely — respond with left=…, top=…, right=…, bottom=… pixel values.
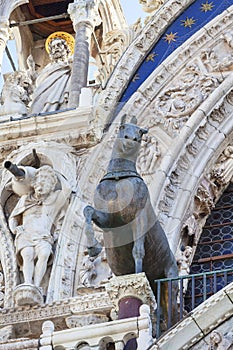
left=0, top=107, right=99, bottom=162
left=0, top=292, right=112, bottom=338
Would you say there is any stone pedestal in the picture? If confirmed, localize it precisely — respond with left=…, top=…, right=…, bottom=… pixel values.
left=105, top=273, right=156, bottom=350
left=13, top=284, right=44, bottom=306
left=105, top=273, right=156, bottom=318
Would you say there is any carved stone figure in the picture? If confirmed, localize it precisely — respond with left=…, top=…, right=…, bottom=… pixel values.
left=137, top=135, right=161, bottom=175
left=149, top=62, right=218, bottom=136
left=177, top=246, right=193, bottom=296
left=7, top=164, right=71, bottom=288
left=212, top=146, right=233, bottom=185
left=139, top=0, right=164, bottom=13
left=0, top=71, right=32, bottom=116
left=79, top=254, right=97, bottom=288
left=29, top=32, right=74, bottom=114
left=95, top=29, right=134, bottom=86
left=208, top=330, right=233, bottom=350
left=83, top=115, right=178, bottom=325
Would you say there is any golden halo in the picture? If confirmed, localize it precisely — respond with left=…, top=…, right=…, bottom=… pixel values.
left=45, top=31, right=75, bottom=55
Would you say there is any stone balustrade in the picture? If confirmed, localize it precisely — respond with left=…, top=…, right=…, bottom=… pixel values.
left=39, top=304, right=153, bottom=350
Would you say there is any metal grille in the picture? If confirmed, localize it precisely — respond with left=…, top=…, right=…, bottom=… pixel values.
left=185, top=183, right=233, bottom=312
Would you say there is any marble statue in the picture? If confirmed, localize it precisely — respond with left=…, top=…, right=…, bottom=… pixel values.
left=79, top=254, right=97, bottom=288
left=177, top=245, right=193, bottom=302
left=212, top=145, right=233, bottom=185
left=29, top=32, right=74, bottom=114
left=83, top=115, right=179, bottom=325
left=137, top=135, right=161, bottom=175
left=0, top=71, right=32, bottom=116
left=7, top=164, right=71, bottom=288
left=139, top=0, right=164, bottom=12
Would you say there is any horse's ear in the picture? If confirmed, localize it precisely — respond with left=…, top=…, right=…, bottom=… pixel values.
left=140, top=128, right=148, bottom=135
left=130, top=116, right=137, bottom=125
left=120, top=114, right=127, bottom=126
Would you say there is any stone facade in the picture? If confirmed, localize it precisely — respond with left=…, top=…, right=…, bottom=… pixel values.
left=0, top=0, right=232, bottom=349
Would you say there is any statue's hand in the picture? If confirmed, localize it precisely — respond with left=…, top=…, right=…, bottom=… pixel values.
left=27, top=55, right=35, bottom=71
left=14, top=225, right=24, bottom=236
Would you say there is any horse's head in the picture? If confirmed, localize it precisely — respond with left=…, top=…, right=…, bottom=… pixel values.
left=118, top=115, right=148, bottom=142
left=113, top=115, right=148, bottom=158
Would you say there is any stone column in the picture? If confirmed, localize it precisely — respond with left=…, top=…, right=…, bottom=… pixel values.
left=0, top=18, right=10, bottom=73
left=68, top=0, right=101, bottom=108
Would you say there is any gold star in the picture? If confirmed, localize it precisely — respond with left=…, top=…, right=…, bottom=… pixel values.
left=181, top=17, right=196, bottom=28
left=201, top=1, right=214, bottom=12
left=132, top=73, right=140, bottom=82
left=146, top=52, right=158, bottom=62
left=164, top=32, right=178, bottom=44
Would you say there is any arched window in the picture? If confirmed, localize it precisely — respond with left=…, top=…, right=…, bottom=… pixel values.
left=185, top=183, right=233, bottom=311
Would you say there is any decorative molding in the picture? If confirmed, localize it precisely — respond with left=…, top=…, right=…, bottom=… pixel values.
left=0, top=107, right=98, bottom=162
left=0, top=292, right=112, bottom=338
left=13, top=284, right=44, bottom=307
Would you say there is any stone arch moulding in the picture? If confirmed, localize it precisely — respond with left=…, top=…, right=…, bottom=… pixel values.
left=82, top=5, right=233, bottom=258
left=94, top=1, right=233, bottom=129
left=0, top=0, right=29, bottom=18
left=82, top=76, right=233, bottom=264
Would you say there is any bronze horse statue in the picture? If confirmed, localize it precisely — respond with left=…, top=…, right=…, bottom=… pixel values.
left=84, top=115, right=178, bottom=324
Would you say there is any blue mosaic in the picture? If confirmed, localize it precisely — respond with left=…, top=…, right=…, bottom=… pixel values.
left=119, top=0, right=233, bottom=104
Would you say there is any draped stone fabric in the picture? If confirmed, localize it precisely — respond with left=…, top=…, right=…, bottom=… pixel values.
left=30, top=61, right=71, bottom=114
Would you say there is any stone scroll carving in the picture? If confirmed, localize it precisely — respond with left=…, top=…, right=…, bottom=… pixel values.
left=148, top=63, right=219, bottom=136
left=179, top=143, right=233, bottom=258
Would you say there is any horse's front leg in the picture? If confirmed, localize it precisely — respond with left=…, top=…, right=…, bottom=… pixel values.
left=83, top=205, right=102, bottom=257
left=131, top=216, right=146, bottom=274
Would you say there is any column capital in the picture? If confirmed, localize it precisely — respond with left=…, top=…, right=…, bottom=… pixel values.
left=0, top=17, right=9, bottom=41
left=68, top=0, right=101, bottom=31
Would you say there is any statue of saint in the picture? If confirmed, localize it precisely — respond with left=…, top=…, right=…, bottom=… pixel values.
left=29, top=32, right=75, bottom=115
left=8, top=165, right=71, bottom=287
